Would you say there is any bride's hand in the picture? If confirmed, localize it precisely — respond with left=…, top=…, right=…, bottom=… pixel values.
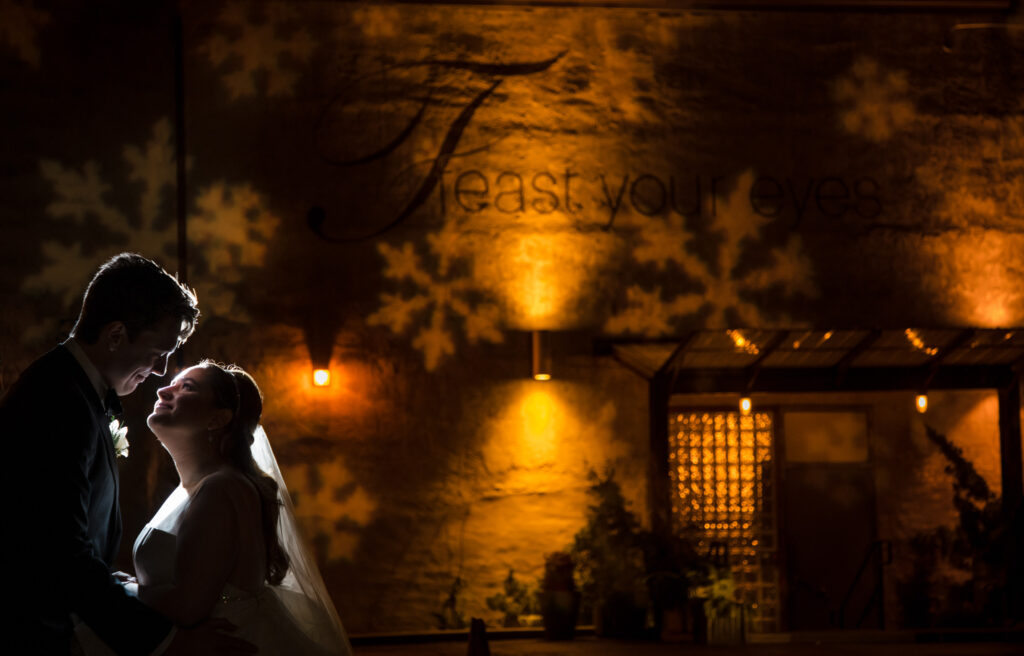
left=112, top=570, right=136, bottom=584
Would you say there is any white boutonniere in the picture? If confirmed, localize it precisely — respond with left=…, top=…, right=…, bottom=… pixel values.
left=109, top=418, right=129, bottom=458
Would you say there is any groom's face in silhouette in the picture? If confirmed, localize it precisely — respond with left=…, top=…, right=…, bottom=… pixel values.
left=106, top=316, right=183, bottom=396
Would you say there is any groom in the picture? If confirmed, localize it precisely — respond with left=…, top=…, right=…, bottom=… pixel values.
left=3, top=253, right=252, bottom=655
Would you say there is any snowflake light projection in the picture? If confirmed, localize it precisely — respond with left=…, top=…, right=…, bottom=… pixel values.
left=605, top=170, right=818, bottom=336
left=368, top=236, right=503, bottom=371
left=199, top=2, right=315, bottom=100
left=0, top=0, right=49, bottom=67
left=22, top=118, right=280, bottom=342
left=282, top=458, right=378, bottom=562
left=833, top=57, right=916, bottom=142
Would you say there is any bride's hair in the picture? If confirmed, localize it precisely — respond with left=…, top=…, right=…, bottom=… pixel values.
left=199, top=360, right=289, bottom=585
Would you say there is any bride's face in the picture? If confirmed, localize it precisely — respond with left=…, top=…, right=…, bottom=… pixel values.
left=147, top=365, right=230, bottom=441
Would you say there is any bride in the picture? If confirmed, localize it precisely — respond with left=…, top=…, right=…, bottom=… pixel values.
left=79, top=361, right=351, bottom=655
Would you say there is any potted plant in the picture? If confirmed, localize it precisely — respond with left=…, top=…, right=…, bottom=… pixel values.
left=538, top=552, right=580, bottom=640
left=642, top=529, right=702, bottom=641
left=572, top=469, right=648, bottom=638
left=691, top=565, right=745, bottom=645
left=486, top=569, right=538, bottom=627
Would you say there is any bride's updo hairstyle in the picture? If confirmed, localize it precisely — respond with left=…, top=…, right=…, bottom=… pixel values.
left=199, top=360, right=289, bottom=585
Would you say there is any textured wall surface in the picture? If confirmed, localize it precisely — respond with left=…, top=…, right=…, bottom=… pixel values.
left=1, top=1, right=1022, bottom=633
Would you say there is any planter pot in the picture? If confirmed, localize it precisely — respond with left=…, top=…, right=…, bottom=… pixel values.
left=540, top=590, right=580, bottom=640
left=658, top=607, right=687, bottom=642
left=692, top=599, right=745, bottom=645
left=594, top=592, right=647, bottom=639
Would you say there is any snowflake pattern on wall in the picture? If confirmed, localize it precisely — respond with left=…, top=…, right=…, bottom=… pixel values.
left=22, top=117, right=281, bottom=342
left=605, top=170, right=818, bottom=336
left=833, top=57, right=916, bottom=142
left=0, top=0, right=49, bottom=67
left=282, top=458, right=378, bottom=562
left=368, top=235, right=503, bottom=371
left=199, top=1, right=315, bottom=100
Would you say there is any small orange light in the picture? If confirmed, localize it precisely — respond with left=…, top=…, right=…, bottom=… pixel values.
left=739, top=397, right=752, bottom=415
left=533, top=373, right=551, bottom=381
left=915, top=394, right=928, bottom=414
left=313, top=368, right=331, bottom=387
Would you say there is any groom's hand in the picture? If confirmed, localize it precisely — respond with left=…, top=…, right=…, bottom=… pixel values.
left=166, top=618, right=257, bottom=655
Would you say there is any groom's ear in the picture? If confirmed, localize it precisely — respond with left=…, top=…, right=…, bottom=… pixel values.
left=104, top=321, right=129, bottom=351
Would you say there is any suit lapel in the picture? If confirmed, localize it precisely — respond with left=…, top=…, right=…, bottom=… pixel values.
left=57, top=346, right=123, bottom=561
left=100, top=413, right=122, bottom=549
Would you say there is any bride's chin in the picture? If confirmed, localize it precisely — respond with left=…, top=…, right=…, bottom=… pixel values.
left=147, top=415, right=169, bottom=434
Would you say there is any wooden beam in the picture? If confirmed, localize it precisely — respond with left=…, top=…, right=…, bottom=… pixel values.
left=835, top=330, right=882, bottom=387
left=921, top=328, right=975, bottom=390
left=669, top=364, right=1015, bottom=394
left=389, top=1, right=1012, bottom=11
left=649, top=369, right=672, bottom=536
left=745, top=330, right=789, bottom=391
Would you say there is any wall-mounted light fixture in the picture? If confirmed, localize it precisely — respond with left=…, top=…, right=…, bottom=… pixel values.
left=739, top=397, right=752, bottom=416
left=313, top=367, right=331, bottom=387
left=915, top=393, right=928, bottom=414
left=532, top=330, right=551, bottom=381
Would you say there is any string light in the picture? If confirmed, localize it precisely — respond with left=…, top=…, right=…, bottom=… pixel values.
left=905, top=329, right=938, bottom=356
left=739, top=397, right=752, bottom=415
left=915, top=394, right=928, bottom=414
left=727, top=329, right=760, bottom=354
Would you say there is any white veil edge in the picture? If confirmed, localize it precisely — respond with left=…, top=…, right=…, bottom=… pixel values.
left=251, top=425, right=353, bottom=655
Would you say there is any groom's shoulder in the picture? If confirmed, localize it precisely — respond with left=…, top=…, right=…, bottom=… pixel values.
left=1, top=346, right=90, bottom=414
left=5, top=346, right=76, bottom=390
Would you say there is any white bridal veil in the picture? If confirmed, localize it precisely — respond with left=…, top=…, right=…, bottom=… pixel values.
left=251, top=426, right=353, bottom=655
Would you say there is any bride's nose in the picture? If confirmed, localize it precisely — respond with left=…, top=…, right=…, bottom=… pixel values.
left=156, top=385, right=173, bottom=400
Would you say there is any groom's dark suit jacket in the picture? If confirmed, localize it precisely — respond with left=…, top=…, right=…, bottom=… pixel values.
left=2, top=345, right=171, bottom=655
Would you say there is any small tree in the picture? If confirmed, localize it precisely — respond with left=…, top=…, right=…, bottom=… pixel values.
left=898, top=426, right=1012, bottom=626
left=572, top=469, right=648, bottom=636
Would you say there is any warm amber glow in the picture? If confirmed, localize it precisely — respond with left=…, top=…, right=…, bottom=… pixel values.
left=313, top=368, right=331, bottom=387
left=501, top=235, right=577, bottom=326
left=930, top=231, right=1024, bottom=327
left=916, top=394, right=928, bottom=414
left=533, top=373, right=551, bottom=381
left=522, top=389, right=556, bottom=438
left=477, top=229, right=614, bottom=330
left=739, top=397, right=752, bottom=415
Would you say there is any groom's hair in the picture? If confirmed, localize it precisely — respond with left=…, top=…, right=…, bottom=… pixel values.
left=71, top=253, right=200, bottom=345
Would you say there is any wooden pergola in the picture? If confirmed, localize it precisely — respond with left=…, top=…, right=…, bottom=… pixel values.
left=600, top=328, right=1024, bottom=619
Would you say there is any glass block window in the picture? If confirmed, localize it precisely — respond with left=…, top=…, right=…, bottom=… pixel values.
left=669, top=410, right=780, bottom=633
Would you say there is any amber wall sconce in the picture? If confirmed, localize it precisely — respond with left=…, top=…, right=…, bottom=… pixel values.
left=313, top=366, right=331, bottom=387
left=915, top=393, right=928, bottom=414
left=532, top=330, right=551, bottom=381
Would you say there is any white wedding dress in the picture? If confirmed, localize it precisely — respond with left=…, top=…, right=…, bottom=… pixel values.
left=77, top=427, right=352, bottom=656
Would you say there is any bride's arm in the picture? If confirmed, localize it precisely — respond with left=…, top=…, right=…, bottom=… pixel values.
left=138, top=473, right=243, bottom=626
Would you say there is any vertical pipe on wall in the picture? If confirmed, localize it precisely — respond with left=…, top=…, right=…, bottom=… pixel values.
left=998, top=375, right=1023, bottom=621
left=173, top=8, right=188, bottom=369
left=998, top=376, right=1023, bottom=513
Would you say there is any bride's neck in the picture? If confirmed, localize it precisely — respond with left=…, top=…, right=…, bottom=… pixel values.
left=167, top=440, right=228, bottom=493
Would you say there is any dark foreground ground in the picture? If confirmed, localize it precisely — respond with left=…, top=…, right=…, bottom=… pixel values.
left=353, top=632, right=1024, bottom=656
